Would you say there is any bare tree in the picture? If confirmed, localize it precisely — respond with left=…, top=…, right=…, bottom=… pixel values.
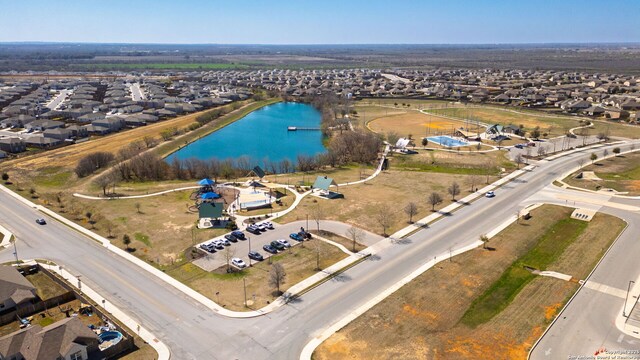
left=311, top=204, right=325, bottom=232
left=345, top=226, right=365, bottom=252
left=224, top=246, right=236, bottom=273
left=514, top=154, right=524, bottom=169
left=403, top=202, right=419, bottom=223
left=536, top=145, right=547, bottom=157
left=448, top=182, right=461, bottom=201
left=269, top=263, right=286, bottom=295
left=480, top=234, right=489, bottom=249
left=135, top=202, right=142, bottom=214
left=577, top=158, right=586, bottom=169
left=311, top=239, right=325, bottom=270
left=466, top=175, right=480, bottom=192
left=603, top=148, right=609, bottom=158
left=428, top=192, right=443, bottom=211
left=375, top=206, right=394, bottom=236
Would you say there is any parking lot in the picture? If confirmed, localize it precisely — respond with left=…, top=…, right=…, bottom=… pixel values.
left=193, top=221, right=316, bottom=271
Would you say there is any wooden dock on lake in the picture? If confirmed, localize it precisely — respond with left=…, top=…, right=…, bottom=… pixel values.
left=288, top=126, right=321, bottom=131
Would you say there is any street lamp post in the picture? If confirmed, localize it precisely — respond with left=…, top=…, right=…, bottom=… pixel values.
left=248, top=236, right=252, bottom=267
left=624, top=280, right=635, bottom=317
left=243, top=278, right=247, bottom=308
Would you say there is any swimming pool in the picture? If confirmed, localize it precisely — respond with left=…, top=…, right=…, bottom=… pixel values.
left=427, top=136, right=469, bottom=147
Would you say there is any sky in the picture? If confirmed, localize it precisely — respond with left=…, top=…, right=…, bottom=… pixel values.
left=2, top=0, right=639, bottom=44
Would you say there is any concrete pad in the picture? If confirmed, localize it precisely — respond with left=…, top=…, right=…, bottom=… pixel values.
left=580, top=171, right=602, bottom=180
left=571, top=208, right=596, bottom=221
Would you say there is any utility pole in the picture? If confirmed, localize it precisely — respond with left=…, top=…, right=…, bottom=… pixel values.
left=243, top=278, right=247, bottom=308
left=248, top=236, right=252, bottom=267
left=624, top=280, right=635, bottom=317
left=12, top=238, right=18, bottom=263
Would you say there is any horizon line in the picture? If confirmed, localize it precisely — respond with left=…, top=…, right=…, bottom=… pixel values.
left=2, top=41, right=640, bottom=47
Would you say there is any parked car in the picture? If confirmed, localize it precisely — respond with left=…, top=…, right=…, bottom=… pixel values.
left=199, top=243, right=216, bottom=253
left=246, top=225, right=260, bottom=235
left=262, top=221, right=274, bottom=229
left=289, top=233, right=304, bottom=242
left=231, top=258, right=247, bottom=268
left=485, top=191, right=496, bottom=198
left=221, top=238, right=231, bottom=246
left=248, top=250, right=264, bottom=261
left=231, top=230, right=246, bottom=240
left=527, top=142, right=536, bottom=147
left=276, top=239, right=291, bottom=248
left=257, top=223, right=269, bottom=232
left=35, top=218, right=46, bottom=225
left=224, top=234, right=238, bottom=242
left=270, top=241, right=285, bottom=251
left=514, top=144, right=524, bottom=149
left=263, top=244, right=278, bottom=254
left=213, top=240, right=225, bottom=250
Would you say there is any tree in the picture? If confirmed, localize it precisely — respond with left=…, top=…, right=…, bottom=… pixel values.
left=122, top=234, right=131, bottom=251
left=530, top=126, right=541, bottom=140
left=577, top=158, right=586, bottom=169
left=224, top=246, right=236, bottom=272
left=135, top=202, right=142, bottom=214
left=403, top=202, right=419, bottom=223
left=311, top=204, right=325, bottom=232
left=466, top=175, right=479, bottom=192
left=29, top=188, right=37, bottom=198
left=311, top=239, right=324, bottom=270
left=268, top=263, right=286, bottom=295
left=94, top=174, right=112, bottom=196
left=75, top=152, right=115, bottom=177
left=421, top=138, right=428, bottom=149
left=514, top=154, right=524, bottom=169
left=375, top=206, right=394, bottom=236
left=386, top=132, right=400, bottom=148
left=448, top=182, right=461, bottom=201
left=428, top=192, right=443, bottom=211
left=480, top=234, right=489, bottom=249
left=85, top=211, right=93, bottom=225
left=536, top=145, right=547, bottom=157
left=345, top=226, right=365, bottom=252
left=1, top=172, right=8, bottom=184
left=590, top=152, right=598, bottom=164
left=613, top=147, right=621, bottom=156
left=603, top=149, right=609, bottom=158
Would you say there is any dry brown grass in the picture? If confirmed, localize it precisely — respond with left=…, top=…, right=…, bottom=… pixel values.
left=278, top=169, right=489, bottom=236
left=368, top=112, right=471, bottom=138
left=563, top=152, right=640, bottom=195
left=314, top=206, right=625, bottom=360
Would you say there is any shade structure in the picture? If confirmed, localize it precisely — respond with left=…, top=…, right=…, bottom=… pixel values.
left=200, top=192, right=221, bottom=200
left=198, top=178, right=215, bottom=186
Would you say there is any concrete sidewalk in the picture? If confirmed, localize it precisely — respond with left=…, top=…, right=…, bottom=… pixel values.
left=0, top=223, right=13, bottom=248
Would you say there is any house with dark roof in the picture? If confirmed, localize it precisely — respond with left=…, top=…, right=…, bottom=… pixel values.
left=0, top=317, right=99, bottom=360
left=0, top=265, right=37, bottom=312
left=25, top=120, right=64, bottom=132
left=0, top=138, right=27, bottom=153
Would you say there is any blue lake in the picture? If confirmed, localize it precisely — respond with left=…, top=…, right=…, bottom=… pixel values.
left=166, top=102, right=326, bottom=166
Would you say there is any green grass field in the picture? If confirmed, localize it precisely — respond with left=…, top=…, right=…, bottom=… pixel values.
left=75, top=63, right=250, bottom=70
left=460, top=218, right=588, bottom=328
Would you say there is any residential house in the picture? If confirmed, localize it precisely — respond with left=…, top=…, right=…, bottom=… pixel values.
left=43, top=128, right=72, bottom=141
left=0, top=265, right=37, bottom=312
left=0, top=115, right=36, bottom=129
left=25, top=136, right=63, bottom=148
left=0, top=317, right=99, bottom=360
left=66, top=125, right=88, bottom=139
left=91, top=117, right=125, bottom=133
left=0, top=138, right=27, bottom=153
left=25, top=120, right=64, bottom=132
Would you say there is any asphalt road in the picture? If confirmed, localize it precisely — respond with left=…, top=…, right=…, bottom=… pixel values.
left=130, top=83, right=144, bottom=101
left=1, top=142, right=639, bottom=359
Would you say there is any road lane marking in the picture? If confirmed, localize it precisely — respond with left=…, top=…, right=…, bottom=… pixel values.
left=584, top=281, right=627, bottom=299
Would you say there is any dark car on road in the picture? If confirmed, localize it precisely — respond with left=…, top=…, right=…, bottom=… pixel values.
left=248, top=250, right=264, bottom=261
left=224, top=234, right=238, bottom=242
left=35, top=218, right=46, bottom=225
left=289, top=233, right=304, bottom=242
left=231, top=231, right=246, bottom=240
left=270, top=241, right=285, bottom=251
left=263, top=244, right=278, bottom=254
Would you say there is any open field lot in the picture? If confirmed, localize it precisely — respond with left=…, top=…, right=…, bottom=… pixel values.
left=426, top=107, right=578, bottom=137
left=390, top=149, right=513, bottom=175
left=590, top=119, right=640, bottom=139
left=278, top=169, right=494, bottom=236
left=368, top=112, right=479, bottom=139
left=167, top=238, right=348, bottom=311
left=314, top=205, right=625, bottom=360
left=60, top=189, right=232, bottom=266
left=564, top=151, right=640, bottom=195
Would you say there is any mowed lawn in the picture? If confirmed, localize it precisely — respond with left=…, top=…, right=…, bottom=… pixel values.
left=314, top=205, right=625, bottom=360
left=277, top=169, right=490, bottom=236
left=390, top=149, right=515, bottom=175
left=167, top=239, right=348, bottom=311
left=564, top=151, right=640, bottom=195
left=427, top=107, right=579, bottom=137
